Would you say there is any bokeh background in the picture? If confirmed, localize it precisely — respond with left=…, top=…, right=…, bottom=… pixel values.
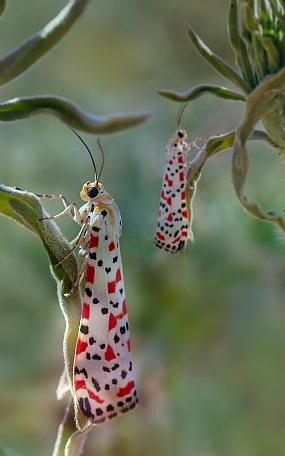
left=2, top=1, right=285, bottom=455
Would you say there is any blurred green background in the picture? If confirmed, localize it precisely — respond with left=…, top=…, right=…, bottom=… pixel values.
left=2, top=1, right=285, bottom=455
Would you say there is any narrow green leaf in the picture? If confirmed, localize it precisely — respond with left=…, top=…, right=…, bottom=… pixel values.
left=254, top=32, right=281, bottom=73
left=52, top=400, right=92, bottom=456
left=259, top=0, right=274, bottom=28
left=64, top=423, right=92, bottom=456
left=185, top=22, right=251, bottom=94
left=241, top=3, right=270, bottom=80
left=0, top=96, right=151, bottom=134
left=52, top=401, right=78, bottom=456
left=57, top=368, right=70, bottom=400
left=0, top=0, right=89, bottom=86
left=185, top=160, right=201, bottom=244
left=242, top=3, right=260, bottom=32
left=157, top=84, right=246, bottom=103
left=228, top=0, right=257, bottom=89
left=0, top=0, right=6, bottom=17
left=183, top=133, right=236, bottom=199
left=251, top=33, right=269, bottom=80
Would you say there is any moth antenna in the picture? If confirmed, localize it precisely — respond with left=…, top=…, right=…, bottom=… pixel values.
left=96, top=138, right=105, bottom=185
left=68, top=126, right=98, bottom=181
left=176, top=103, right=188, bottom=129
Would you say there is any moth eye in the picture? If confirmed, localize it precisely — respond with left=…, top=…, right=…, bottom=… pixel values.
left=178, top=131, right=184, bottom=138
left=88, top=186, right=99, bottom=198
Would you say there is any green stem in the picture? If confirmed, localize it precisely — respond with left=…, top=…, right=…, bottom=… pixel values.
left=157, top=85, right=246, bottom=103
left=0, top=0, right=90, bottom=86
left=0, top=96, right=151, bottom=134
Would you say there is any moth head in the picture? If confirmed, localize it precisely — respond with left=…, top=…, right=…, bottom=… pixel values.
left=177, top=129, right=188, bottom=141
left=80, top=181, right=105, bottom=202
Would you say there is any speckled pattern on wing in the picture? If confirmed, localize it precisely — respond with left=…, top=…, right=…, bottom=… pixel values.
left=154, top=130, right=190, bottom=253
left=73, top=182, right=138, bottom=424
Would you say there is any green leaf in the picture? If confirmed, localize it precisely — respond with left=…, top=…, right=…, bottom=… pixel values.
left=157, top=84, right=246, bottom=103
left=0, top=185, right=86, bottom=434
left=0, top=96, right=151, bottom=134
left=52, top=400, right=92, bottom=456
left=228, top=0, right=257, bottom=89
left=64, top=423, right=92, bottom=456
left=254, top=32, right=281, bottom=73
left=185, top=124, right=280, bottom=238
left=185, top=22, right=252, bottom=94
left=57, top=368, right=70, bottom=400
left=0, top=185, right=77, bottom=275
left=237, top=65, right=285, bottom=146
left=242, top=2, right=261, bottom=33
left=232, top=65, right=285, bottom=233
left=184, top=132, right=238, bottom=242
left=259, top=0, right=274, bottom=28
left=241, top=3, right=270, bottom=80
left=0, top=0, right=90, bottom=86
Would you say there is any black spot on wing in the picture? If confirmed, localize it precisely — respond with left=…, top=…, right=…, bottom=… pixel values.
left=92, top=354, right=101, bottom=360
left=85, top=287, right=92, bottom=298
left=80, top=325, right=89, bottom=335
left=92, top=377, right=101, bottom=392
left=78, top=397, right=94, bottom=421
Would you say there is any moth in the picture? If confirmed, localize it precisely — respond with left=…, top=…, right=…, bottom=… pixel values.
left=40, top=130, right=138, bottom=424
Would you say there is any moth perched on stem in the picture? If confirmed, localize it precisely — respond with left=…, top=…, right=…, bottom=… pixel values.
left=39, top=130, right=138, bottom=424
left=154, top=104, right=195, bottom=253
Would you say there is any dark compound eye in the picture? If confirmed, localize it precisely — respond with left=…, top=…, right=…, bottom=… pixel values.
left=88, top=186, right=99, bottom=198
left=178, top=131, right=184, bottom=138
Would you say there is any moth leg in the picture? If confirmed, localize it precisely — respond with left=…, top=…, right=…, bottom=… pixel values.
left=36, top=192, right=70, bottom=207
left=53, top=216, right=91, bottom=267
left=39, top=202, right=82, bottom=224
left=37, top=193, right=82, bottom=223
left=64, top=256, right=88, bottom=297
